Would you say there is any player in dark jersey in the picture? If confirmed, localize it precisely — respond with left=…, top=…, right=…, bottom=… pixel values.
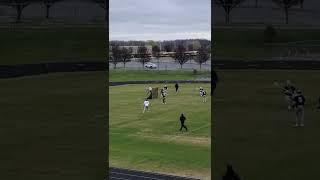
left=175, top=83, right=179, bottom=93
left=179, top=113, right=188, bottom=131
left=292, top=90, right=305, bottom=127
left=317, top=97, right=320, bottom=109
left=160, top=88, right=167, bottom=104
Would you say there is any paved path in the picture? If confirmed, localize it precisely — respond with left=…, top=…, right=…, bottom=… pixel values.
left=109, top=167, right=200, bottom=180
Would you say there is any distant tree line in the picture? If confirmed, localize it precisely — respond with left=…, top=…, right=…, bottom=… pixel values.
left=214, top=0, right=306, bottom=24
left=0, top=0, right=106, bottom=23
left=109, top=42, right=210, bottom=70
left=110, top=39, right=211, bottom=52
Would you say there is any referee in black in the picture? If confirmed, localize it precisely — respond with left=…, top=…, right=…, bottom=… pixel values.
left=179, top=113, right=188, bottom=131
left=175, top=83, right=179, bottom=93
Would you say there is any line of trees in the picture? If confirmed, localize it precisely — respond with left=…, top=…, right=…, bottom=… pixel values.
left=0, top=0, right=106, bottom=23
left=215, top=0, right=306, bottom=24
left=109, top=45, right=210, bottom=70
left=109, top=39, right=211, bottom=52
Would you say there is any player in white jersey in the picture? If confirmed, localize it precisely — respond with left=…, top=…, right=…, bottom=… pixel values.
left=143, top=99, right=150, bottom=113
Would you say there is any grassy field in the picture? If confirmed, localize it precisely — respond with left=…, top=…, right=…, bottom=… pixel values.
left=109, top=69, right=211, bottom=81
left=214, top=29, right=320, bottom=59
left=109, top=83, right=211, bottom=179
left=0, top=72, right=107, bottom=180
left=214, top=70, right=320, bottom=180
left=0, top=27, right=106, bottom=65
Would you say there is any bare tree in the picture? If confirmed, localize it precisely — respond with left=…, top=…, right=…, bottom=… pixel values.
left=195, top=47, right=210, bottom=70
left=120, top=47, right=132, bottom=69
left=137, top=46, right=151, bottom=69
left=214, top=0, right=245, bottom=24
left=272, top=0, right=300, bottom=24
left=41, top=0, right=61, bottom=19
left=152, top=45, right=161, bottom=70
left=174, top=45, right=189, bottom=69
left=110, top=45, right=121, bottom=69
left=1, top=0, right=35, bottom=23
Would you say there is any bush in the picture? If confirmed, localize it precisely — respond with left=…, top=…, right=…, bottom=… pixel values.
left=264, top=25, right=277, bottom=43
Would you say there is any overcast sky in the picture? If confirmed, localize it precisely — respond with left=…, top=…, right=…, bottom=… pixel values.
left=109, top=0, right=211, bottom=41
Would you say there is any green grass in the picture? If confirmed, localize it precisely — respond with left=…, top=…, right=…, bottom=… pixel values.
left=109, top=83, right=211, bottom=179
left=215, top=29, right=320, bottom=59
left=0, top=27, right=106, bottom=65
left=0, top=72, right=107, bottom=180
left=109, top=70, right=211, bottom=81
left=214, top=70, right=320, bottom=180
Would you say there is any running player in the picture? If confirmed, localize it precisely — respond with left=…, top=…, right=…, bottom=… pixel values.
left=179, top=113, right=188, bottom=132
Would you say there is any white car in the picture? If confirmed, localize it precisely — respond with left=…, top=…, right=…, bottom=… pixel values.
left=144, top=62, right=157, bottom=69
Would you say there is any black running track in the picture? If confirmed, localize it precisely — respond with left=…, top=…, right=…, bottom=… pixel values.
left=109, top=167, right=200, bottom=180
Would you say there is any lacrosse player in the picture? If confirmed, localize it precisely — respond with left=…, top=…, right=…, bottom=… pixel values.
left=160, top=88, right=167, bottom=104
left=200, top=87, right=207, bottom=102
left=146, top=87, right=153, bottom=100
left=143, top=99, right=150, bottom=113
left=292, top=90, right=305, bottom=127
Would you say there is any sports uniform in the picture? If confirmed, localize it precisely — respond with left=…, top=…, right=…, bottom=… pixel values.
left=200, top=88, right=207, bottom=102
left=143, top=99, right=150, bottom=113
left=160, top=89, right=167, bottom=104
